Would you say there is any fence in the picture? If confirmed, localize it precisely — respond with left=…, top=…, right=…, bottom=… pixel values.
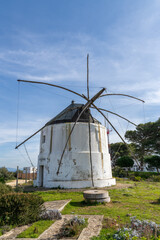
left=18, top=172, right=37, bottom=180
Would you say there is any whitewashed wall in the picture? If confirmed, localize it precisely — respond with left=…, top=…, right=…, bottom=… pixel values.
left=35, top=122, right=116, bottom=188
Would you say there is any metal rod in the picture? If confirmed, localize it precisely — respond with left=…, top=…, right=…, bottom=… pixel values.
left=17, top=79, right=84, bottom=99
left=90, top=107, right=137, bottom=126
left=56, top=88, right=105, bottom=175
left=100, top=93, right=145, bottom=103
left=15, top=125, right=45, bottom=149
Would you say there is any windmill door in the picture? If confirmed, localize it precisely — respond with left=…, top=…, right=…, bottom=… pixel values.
left=39, top=165, right=44, bottom=187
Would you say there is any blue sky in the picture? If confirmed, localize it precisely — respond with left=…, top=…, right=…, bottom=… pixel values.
left=0, top=0, right=160, bottom=168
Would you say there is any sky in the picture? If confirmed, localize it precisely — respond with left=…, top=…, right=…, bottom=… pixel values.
left=0, top=0, right=160, bottom=168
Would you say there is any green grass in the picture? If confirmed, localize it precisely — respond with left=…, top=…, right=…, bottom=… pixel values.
left=34, top=180, right=160, bottom=224
left=17, top=220, right=54, bottom=238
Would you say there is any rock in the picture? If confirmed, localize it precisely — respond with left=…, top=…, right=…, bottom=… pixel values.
left=83, top=190, right=111, bottom=203
left=41, top=209, right=62, bottom=220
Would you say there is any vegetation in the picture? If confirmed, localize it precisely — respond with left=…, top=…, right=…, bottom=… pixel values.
left=110, top=142, right=131, bottom=166
left=110, top=119, right=160, bottom=170
left=57, top=216, right=87, bottom=239
left=145, top=155, right=160, bottom=173
left=91, top=216, right=160, bottom=239
left=0, top=167, right=15, bottom=183
left=113, top=169, right=160, bottom=182
left=34, top=180, right=160, bottom=224
left=116, top=156, right=134, bottom=169
left=17, top=220, right=53, bottom=238
left=0, top=225, right=13, bottom=236
left=0, top=179, right=160, bottom=238
left=0, top=182, right=13, bottom=194
left=0, top=193, right=44, bottom=226
left=125, top=118, right=160, bottom=169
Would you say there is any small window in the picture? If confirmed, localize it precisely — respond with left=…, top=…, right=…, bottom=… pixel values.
left=42, top=135, right=45, bottom=143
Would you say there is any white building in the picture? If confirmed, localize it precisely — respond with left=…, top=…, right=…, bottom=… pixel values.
left=34, top=102, right=116, bottom=188
left=23, top=167, right=37, bottom=173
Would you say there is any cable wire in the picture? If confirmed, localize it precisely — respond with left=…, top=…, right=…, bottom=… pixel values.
left=16, top=82, right=20, bottom=145
left=24, top=144, right=35, bottom=167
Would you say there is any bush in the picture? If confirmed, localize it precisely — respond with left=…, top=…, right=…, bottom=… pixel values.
left=58, top=216, right=87, bottom=238
left=92, top=217, right=160, bottom=240
left=113, top=167, right=128, bottom=178
left=0, top=183, right=13, bottom=194
left=148, top=175, right=160, bottom=182
left=116, top=156, right=134, bottom=168
left=134, top=176, right=142, bottom=182
left=0, top=193, right=44, bottom=226
left=0, top=167, right=14, bottom=183
left=113, top=170, right=160, bottom=182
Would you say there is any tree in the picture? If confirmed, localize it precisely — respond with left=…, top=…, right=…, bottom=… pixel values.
left=110, top=142, right=130, bottom=166
left=125, top=119, right=160, bottom=169
left=0, top=167, right=14, bottom=183
left=152, top=118, right=160, bottom=154
left=116, top=156, right=134, bottom=169
left=144, top=155, right=160, bottom=173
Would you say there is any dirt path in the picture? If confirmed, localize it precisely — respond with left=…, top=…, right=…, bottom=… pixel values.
left=6, top=179, right=29, bottom=187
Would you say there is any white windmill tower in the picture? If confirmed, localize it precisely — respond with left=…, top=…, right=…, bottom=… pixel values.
left=16, top=55, right=144, bottom=188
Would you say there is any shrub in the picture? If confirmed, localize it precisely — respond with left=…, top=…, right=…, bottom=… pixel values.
left=113, top=167, right=128, bottom=178
left=148, top=175, right=160, bottom=182
left=0, top=193, right=44, bottom=226
left=0, top=167, right=14, bottom=183
left=58, top=216, right=87, bottom=238
left=92, top=217, right=160, bottom=240
left=134, top=176, right=142, bottom=182
left=116, top=156, right=134, bottom=168
left=0, top=182, right=13, bottom=194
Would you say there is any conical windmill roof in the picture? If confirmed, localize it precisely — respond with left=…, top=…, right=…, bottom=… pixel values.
left=45, top=101, right=101, bottom=126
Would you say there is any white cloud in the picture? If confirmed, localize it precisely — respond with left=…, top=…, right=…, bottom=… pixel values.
left=145, top=89, right=160, bottom=104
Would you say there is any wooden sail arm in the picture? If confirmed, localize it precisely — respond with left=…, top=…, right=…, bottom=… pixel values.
left=100, top=93, right=145, bottom=103
left=17, top=79, right=84, bottom=99
left=85, top=98, right=141, bottom=167
left=15, top=79, right=87, bottom=149
left=56, top=87, right=106, bottom=175
left=15, top=126, right=45, bottom=149
left=82, top=95, right=126, bottom=144
left=90, top=107, right=137, bottom=127
left=15, top=107, right=80, bottom=149
left=93, top=103, right=126, bottom=144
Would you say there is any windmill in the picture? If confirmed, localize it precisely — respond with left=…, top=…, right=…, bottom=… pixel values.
left=15, top=55, right=144, bottom=188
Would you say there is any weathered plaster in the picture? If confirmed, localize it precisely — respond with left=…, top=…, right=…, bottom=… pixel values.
left=34, top=122, right=116, bottom=188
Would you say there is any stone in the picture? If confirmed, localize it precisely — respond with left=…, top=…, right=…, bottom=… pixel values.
left=83, top=190, right=111, bottom=203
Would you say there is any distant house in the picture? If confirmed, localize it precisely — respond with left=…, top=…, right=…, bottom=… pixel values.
left=131, top=161, right=157, bottom=172
left=23, top=167, right=37, bottom=174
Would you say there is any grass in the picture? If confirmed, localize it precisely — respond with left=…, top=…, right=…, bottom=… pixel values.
left=22, top=180, right=33, bottom=186
left=17, top=220, right=54, bottom=238
left=34, top=179, right=160, bottom=224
